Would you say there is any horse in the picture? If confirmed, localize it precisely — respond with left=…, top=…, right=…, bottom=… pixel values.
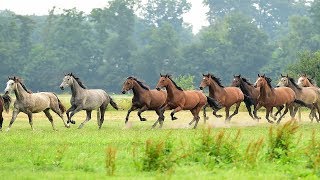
left=297, top=74, right=317, bottom=88
left=60, top=73, right=119, bottom=129
left=231, top=75, right=285, bottom=120
left=200, top=73, right=244, bottom=122
left=4, top=76, right=68, bottom=131
left=253, top=74, right=300, bottom=124
left=154, top=74, right=220, bottom=129
left=0, top=93, right=11, bottom=130
left=277, top=74, right=320, bottom=122
left=121, top=76, right=167, bottom=124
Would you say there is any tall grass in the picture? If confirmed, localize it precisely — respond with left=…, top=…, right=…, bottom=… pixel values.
left=105, top=146, right=117, bottom=176
left=305, top=130, right=320, bottom=175
left=244, top=137, right=264, bottom=167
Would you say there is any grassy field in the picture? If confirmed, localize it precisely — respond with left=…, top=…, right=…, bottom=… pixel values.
left=1, top=94, right=320, bottom=179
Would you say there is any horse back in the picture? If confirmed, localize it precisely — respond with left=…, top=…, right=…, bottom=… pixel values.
left=148, top=90, right=167, bottom=108
left=273, top=87, right=295, bottom=104
left=182, top=90, right=206, bottom=109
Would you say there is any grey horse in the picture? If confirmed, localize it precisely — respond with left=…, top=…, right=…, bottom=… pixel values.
left=59, top=73, right=118, bottom=129
left=4, top=76, right=69, bottom=131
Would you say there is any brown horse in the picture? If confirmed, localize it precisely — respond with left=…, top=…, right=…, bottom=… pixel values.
left=297, top=74, right=317, bottom=88
left=155, top=74, right=216, bottom=129
left=254, top=74, right=298, bottom=124
left=232, top=75, right=284, bottom=120
left=200, top=73, right=244, bottom=122
left=121, top=76, right=167, bottom=124
left=277, top=74, right=320, bottom=122
left=0, top=93, right=11, bottom=130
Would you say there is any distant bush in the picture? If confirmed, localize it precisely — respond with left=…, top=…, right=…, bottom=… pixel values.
left=174, top=74, right=195, bottom=90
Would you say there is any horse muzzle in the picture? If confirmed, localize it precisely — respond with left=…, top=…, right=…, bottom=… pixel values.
left=121, top=90, right=126, bottom=94
left=60, top=86, right=64, bottom=90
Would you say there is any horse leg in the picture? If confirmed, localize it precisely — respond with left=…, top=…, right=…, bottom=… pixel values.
left=202, top=104, right=209, bottom=123
left=253, top=103, right=263, bottom=121
left=44, top=109, right=56, bottom=131
left=244, top=101, right=254, bottom=120
left=27, top=112, right=34, bottom=131
left=66, top=105, right=76, bottom=124
left=229, top=102, right=241, bottom=120
left=0, top=113, right=3, bottom=130
left=224, top=107, right=231, bottom=123
left=125, top=106, right=138, bottom=124
left=68, top=106, right=83, bottom=124
left=277, top=105, right=290, bottom=124
left=137, top=105, right=148, bottom=121
left=99, top=104, right=107, bottom=129
left=78, top=110, right=92, bottom=129
left=253, top=103, right=261, bottom=120
left=6, top=109, right=20, bottom=132
left=171, top=106, right=182, bottom=120
left=314, top=103, right=320, bottom=123
left=265, top=107, right=274, bottom=124
left=51, top=105, right=70, bottom=128
left=152, top=108, right=165, bottom=129
left=190, top=108, right=201, bottom=129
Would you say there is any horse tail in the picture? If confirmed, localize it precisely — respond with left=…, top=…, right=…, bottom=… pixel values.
left=109, top=95, right=119, bottom=110
left=1, top=94, right=12, bottom=113
left=206, top=96, right=222, bottom=110
left=294, top=99, right=309, bottom=108
left=53, top=93, right=66, bottom=113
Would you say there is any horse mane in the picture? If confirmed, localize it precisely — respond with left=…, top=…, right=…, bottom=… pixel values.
left=9, top=76, right=32, bottom=94
left=307, top=77, right=315, bottom=85
left=209, top=74, right=224, bottom=88
left=164, top=74, right=183, bottom=91
left=241, top=77, right=253, bottom=86
left=264, top=76, right=273, bottom=88
left=67, top=73, right=87, bottom=89
left=127, top=76, right=150, bottom=90
left=288, top=76, right=302, bottom=90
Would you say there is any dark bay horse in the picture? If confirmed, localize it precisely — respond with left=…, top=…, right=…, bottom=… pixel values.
left=254, top=74, right=298, bottom=124
left=277, top=74, right=320, bottom=122
left=200, top=73, right=244, bottom=122
left=121, top=76, right=166, bottom=124
left=155, top=74, right=219, bottom=129
left=60, top=73, right=118, bottom=129
left=0, top=93, right=11, bottom=130
left=4, top=76, right=68, bottom=131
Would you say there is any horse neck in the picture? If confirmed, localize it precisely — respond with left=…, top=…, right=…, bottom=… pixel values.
left=259, top=83, right=273, bottom=99
left=14, top=83, right=30, bottom=101
left=239, top=81, right=252, bottom=96
left=208, top=80, right=224, bottom=97
left=166, top=81, right=182, bottom=98
left=132, top=81, right=147, bottom=97
left=307, top=81, right=316, bottom=87
left=288, top=81, right=300, bottom=94
left=70, top=78, right=85, bottom=97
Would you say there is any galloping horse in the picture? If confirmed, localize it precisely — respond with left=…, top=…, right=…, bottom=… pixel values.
left=4, top=76, right=68, bottom=131
left=297, top=74, right=317, bottom=88
left=121, top=76, right=166, bottom=124
left=155, top=74, right=219, bottom=129
left=254, top=74, right=297, bottom=124
left=60, top=73, right=118, bottom=129
left=200, top=73, right=244, bottom=122
left=0, top=93, right=11, bottom=130
left=277, top=74, right=320, bottom=122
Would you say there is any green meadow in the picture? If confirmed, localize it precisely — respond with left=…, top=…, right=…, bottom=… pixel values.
left=1, top=94, right=320, bottom=179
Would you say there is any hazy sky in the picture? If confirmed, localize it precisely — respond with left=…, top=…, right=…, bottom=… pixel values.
left=0, top=0, right=209, bottom=33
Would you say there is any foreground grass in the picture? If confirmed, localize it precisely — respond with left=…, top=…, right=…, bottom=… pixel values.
left=1, top=96, right=320, bottom=179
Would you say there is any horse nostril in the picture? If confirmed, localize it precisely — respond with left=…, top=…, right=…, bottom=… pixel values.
left=60, top=86, right=64, bottom=90
left=156, top=88, right=160, bottom=91
left=121, top=91, right=126, bottom=94
left=199, top=87, right=203, bottom=90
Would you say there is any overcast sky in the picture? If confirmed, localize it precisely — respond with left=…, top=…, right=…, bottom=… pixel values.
left=0, top=0, right=208, bottom=33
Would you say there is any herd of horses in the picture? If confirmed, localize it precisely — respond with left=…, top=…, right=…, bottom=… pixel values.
left=0, top=73, right=319, bottom=131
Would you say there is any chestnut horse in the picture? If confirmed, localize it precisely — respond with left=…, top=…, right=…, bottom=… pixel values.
left=297, top=74, right=317, bottom=88
left=0, top=93, right=11, bottom=130
left=254, top=74, right=299, bottom=124
left=200, top=73, right=244, bottom=122
left=155, top=74, right=220, bottom=129
left=277, top=74, right=320, bottom=122
left=121, top=76, right=166, bottom=124
left=232, top=75, right=284, bottom=120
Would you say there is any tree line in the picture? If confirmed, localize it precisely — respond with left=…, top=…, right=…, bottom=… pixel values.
left=1, top=0, right=320, bottom=93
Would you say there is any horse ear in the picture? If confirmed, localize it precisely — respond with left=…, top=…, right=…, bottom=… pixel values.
left=262, top=74, right=265, bottom=77
left=286, top=74, right=289, bottom=77
left=202, top=73, right=205, bottom=76
left=160, top=73, right=162, bottom=77
left=258, top=74, right=260, bottom=77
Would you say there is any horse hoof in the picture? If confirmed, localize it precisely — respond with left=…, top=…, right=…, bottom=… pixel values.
left=216, top=115, right=223, bottom=118
left=140, top=118, right=147, bottom=121
left=70, top=120, right=76, bottom=124
left=172, top=117, right=178, bottom=121
left=267, top=120, right=274, bottom=124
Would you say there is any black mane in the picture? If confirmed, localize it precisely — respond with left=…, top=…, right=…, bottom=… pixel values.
left=209, top=74, right=224, bottom=88
left=127, top=76, right=150, bottom=90
left=307, top=77, right=315, bottom=85
left=241, top=77, right=253, bottom=86
left=9, top=76, right=32, bottom=94
left=67, top=73, right=87, bottom=89
left=288, top=76, right=302, bottom=90
left=164, top=74, right=183, bottom=91
left=264, top=76, right=273, bottom=88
